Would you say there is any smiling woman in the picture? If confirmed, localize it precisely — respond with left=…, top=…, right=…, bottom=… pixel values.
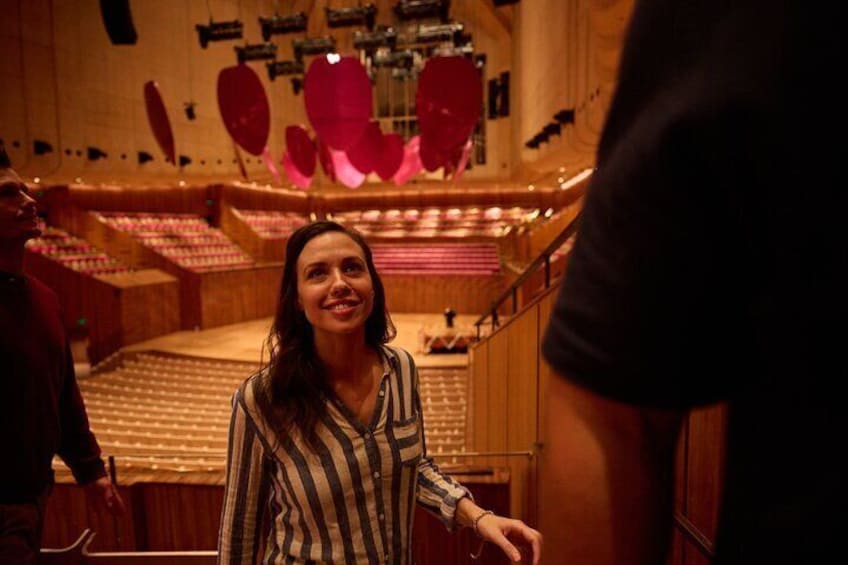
left=218, top=221, right=542, bottom=565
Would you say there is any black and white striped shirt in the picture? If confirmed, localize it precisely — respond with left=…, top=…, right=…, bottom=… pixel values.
left=218, top=345, right=470, bottom=564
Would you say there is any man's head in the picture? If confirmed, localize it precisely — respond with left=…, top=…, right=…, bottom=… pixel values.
left=0, top=149, right=40, bottom=244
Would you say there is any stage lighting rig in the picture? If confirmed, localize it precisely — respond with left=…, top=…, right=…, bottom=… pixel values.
left=292, top=36, right=337, bottom=62
left=372, top=49, right=415, bottom=69
left=394, top=0, right=450, bottom=23
left=235, top=42, right=277, bottom=64
left=266, top=60, right=304, bottom=81
left=259, top=12, right=308, bottom=41
left=412, top=22, right=465, bottom=45
left=196, top=20, right=243, bottom=49
left=353, top=27, right=397, bottom=51
left=326, top=4, right=377, bottom=31
left=554, top=108, right=575, bottom=124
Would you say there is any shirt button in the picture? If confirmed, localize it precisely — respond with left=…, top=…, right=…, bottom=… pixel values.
left=373, top=471, right=381, bottom=479
left=364, top=432, right=371, bottom=439
left=378, top=513, right=385, bottom=521
left=378, top=390, right=385, bottom=397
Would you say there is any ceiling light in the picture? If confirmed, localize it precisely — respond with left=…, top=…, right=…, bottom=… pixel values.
left=259, top=13, right=308, bottom=41
left=326, top=4, right=377, bottom=30
left=235, top=42, right=277, bottom=63
left=196, top=20, right=243, bottom=49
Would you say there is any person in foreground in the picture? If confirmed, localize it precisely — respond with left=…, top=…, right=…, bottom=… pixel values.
left=0, top=149, right=125, bottom=564
left=539, top=1, right=841, bottom=564
left=218, top=221, right=541, bottom=564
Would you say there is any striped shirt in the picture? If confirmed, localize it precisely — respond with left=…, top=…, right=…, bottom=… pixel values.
left=218, top=345, right=471, bottom=565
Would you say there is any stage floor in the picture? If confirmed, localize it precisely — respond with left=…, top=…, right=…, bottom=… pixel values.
left=121, top=312, right=480, bottom=368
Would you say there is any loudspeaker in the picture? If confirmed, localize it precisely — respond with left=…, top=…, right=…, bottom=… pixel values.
left=498, top=71, right=510, bottom=117
left=100, top=0, right=138, bottom=45
left=487, top=78, right=500, bottom=120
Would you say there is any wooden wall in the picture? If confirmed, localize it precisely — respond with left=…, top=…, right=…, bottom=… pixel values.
left=382, top=274, right=506, bottom=315
left=43, top=473, right=510, bottom=564
left=218, top=203, right=286, bottom=263
left=23, top=252, right=180, bottom=364
left=469, top=283, right=726, bottom=563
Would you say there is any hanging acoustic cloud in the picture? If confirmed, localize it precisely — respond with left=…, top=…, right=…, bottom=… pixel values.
left=196, top=20, right=243, bottom=49
left=259, top=12, right=308, bottom=41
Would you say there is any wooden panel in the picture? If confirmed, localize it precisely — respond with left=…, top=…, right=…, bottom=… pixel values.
left=486, top=330, right=510, bottom=471
left=138, top=484, right=224, bottom=551
left=383, top=275, right=506, bottom=314
left=506, top=307, right=538, bottom=522
left=686, top=404, right=727, bottom=543
left=42, top=484, right=136, bottom=552
left=468, top=341, right=489, bottom=453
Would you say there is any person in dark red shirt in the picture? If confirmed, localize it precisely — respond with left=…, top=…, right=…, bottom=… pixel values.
left=0, top=147, right=124, bottom=564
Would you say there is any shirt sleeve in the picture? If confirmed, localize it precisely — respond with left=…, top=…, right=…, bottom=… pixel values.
left=412, top=365, right=472, bottom=531
left=56, top=341, right=107, bottom=485
left=218, top=389, right=271, bottom=565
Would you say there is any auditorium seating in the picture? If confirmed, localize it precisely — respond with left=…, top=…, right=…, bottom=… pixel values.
left=56, top=352, right=468, bottom=480
left=371, top=242, right=501, bottom=275
left=95, top=212, right=254, bottom=272
left=26, top=226, right=130, bottom=276
left=331, top=206, right=543, bottom=239
left=230, top=208, right=309, bottom=239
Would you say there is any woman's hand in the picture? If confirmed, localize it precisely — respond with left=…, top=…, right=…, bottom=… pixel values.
left=475, top=513, right=543, bottom=564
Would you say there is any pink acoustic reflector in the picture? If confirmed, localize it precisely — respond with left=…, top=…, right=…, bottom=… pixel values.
left=304, top=55, right=372, bottom=150
left=330, top=147, right=366, bottom=188
left=317, top=139, right=336, bottom=182
left=282, top=151, right=313, bottom=189
left=143, top=81, right=176, bottom=164
left=285, top=125, right=317, bottom=177
left=450, top=138, right=473, bottom=181
left=346, top=121, right=383, bottom=175
left=392, top=135, right=423, bottom=186
left=419, top=135, right=449, bottom=172
left=217, top=64, right=271, bottom=156
left=374, top=133, right=404, bottom=181
left=416, top=56, right=482, bottom=151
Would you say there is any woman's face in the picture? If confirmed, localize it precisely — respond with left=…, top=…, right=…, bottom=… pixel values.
left=295, top=231, right=375, bottom=340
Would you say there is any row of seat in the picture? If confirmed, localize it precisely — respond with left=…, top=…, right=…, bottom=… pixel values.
left=25, top=226, right=131, bottom=275
left=232, top=209, right=310, bottom=238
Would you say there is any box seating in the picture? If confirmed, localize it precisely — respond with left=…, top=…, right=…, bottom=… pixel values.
left=232, top=209, right=309, bottom=238
left=96, top=212, right=255, bottom=272
left=25, top=226, right=130, bottom=275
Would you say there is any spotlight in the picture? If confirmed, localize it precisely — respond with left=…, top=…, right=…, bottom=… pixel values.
left=259, top=13, right=308, bottom=41
left=292, top=36, right=336, bottom=61
left=353, top=27, right=397, bottom=50
left=179, top=155, right=192, bottom=167
left=372, top=49, right=415, bottom=69
left=554, top=108, right=575, bottom=124
left=195, top=20, right=243, bottom=49
left=291, top=77, right=303, bottom=95
left=184, top=102, right=197, bottom=120
left=138, top=151, right=153, bottom=164
left=33, top=140, right=53, bottom=155
left=542, top=122, right=561, bottom=137
left=326, top=4, right=377, bottom=30
left=266, top=60, right=304, bottom=81
left=87, top=146, right=107, bottom=161
left=235, top=42, right=277, bottom=63
left=394, top=0, right=450, bottom=23
left=412, top=22, right=465, bottom=45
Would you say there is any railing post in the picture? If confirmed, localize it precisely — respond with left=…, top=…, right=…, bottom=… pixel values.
left=544, top=255, right=551, bottom=288
left=475, top=321, right=480, bottom=340
left=512, top=287, right=517, bottom=314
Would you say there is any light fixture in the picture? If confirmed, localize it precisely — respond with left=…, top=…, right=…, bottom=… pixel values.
left=196, top=20, right=243, bottom=49
left=393, top=0, right=450, bottom=23
left=266, top=60, right=304, bottom=81
left=138, top=151, right=153, bottom=164
left=259, top=13, right=307, bottom=41
left=235, top=42, right=277, bottom=63
left=87, top=146, right=107, bottom=161
left=326, top=4, right=377, bottom=30
left=554, top=108, right=575, bottom=124
left=292, top=36, right=337, bottom=62
left=184, top=102, right=197, bottom=120
left=353, top=27, right=397, bottom=50
left=33, top=140, right=53, bottom=155
left=291, top=77, right=303, bottom=95
left=372, top=49, right=414, bottom=69
left=411, top=22, right=465, bottom=45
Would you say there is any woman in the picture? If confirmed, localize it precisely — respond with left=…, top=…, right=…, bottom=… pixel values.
left=218, top=221, right=542, bottom=564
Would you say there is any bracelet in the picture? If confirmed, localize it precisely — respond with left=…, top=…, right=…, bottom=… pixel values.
left=471, top=509, right=495, bottom=537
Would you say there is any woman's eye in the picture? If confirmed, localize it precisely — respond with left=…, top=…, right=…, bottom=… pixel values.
left=344, top=263, right=364, bottom=273
left=306, top=269, right=325, bottom=279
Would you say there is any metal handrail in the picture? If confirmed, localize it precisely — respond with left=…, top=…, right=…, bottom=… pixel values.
left=475, top=212, right=582, bottom=337
left=431, top=450, right=535, bottom=459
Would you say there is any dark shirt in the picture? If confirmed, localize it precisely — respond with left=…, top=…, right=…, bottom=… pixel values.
left=543, top=1, right=844, bottom=563
left=0, top=272, right=105, bottom=503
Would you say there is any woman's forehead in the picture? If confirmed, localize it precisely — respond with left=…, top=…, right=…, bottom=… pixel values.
left=298, top=232, right=366, bottom=265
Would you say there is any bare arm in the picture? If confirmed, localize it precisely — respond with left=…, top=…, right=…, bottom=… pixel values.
left=539, top=373, right=684, bottom=565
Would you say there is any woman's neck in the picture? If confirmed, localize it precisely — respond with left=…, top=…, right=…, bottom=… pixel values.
left=314, top=330, right=375, bottom=384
